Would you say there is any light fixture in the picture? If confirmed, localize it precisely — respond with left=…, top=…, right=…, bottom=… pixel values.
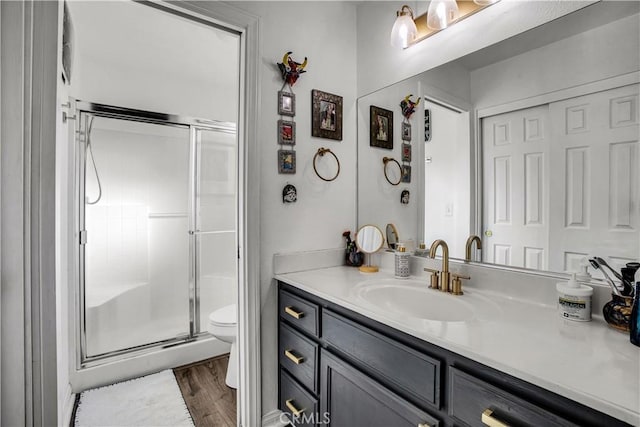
left=473, top=0, right=499, bottom=5
left=427, top=0, right=460, bottom=30
left=390, top=5, right=418, bottom=49
left=390, top=0, right=500, bottom=49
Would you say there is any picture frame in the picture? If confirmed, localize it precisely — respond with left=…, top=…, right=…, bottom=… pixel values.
left=278, top=119, right=296, bottom=145
left=402, top=143, right=411, bottom=162
left=311, top=89, right=343, bottom=141
left=370, top=106, right=394, bottom=149
left=401, top=165, right=411, bottom=183
left=278, top=91, right=296, bottom=116
left=402, top=122, right=411, bottom=141
left=278, top=149, right=296, bottom=174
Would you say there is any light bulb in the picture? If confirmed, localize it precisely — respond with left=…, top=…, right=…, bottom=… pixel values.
left=390, top=5, right=418, bottom=49
left=427, top=0, right=460, bottom=30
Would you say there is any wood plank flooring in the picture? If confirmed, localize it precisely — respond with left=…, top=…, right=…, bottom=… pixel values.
left=174, top=355, right=237, bottom=427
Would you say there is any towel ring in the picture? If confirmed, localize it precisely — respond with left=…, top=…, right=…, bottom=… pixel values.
left=382, top=157, right=401, bottom=186
left=313, top=147, right=340, bottom=182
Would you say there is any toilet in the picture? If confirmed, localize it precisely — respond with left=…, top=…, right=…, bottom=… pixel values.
left=208, top=304, right=238, bottom=389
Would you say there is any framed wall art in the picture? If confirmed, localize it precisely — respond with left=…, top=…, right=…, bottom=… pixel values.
left=278, top=119, right=296, bottom=145
left=278, top=149, right=296, bottom=174
left=401, top=165, right=411, bottom=183
left=311, top=89, right=343, bottom=141
left=278, top=91, right=296, bottom=116
left=402, top=143, right=411, bottom=162
left=402, top=122, right=411, bottom=141
left=370, top=106, right=393, bottom=149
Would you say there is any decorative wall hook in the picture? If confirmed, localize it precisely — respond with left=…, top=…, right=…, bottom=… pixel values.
left=277, top=51, right=308, bottom=87
left=400, top=94, right=421, bottom=120
left=313, top=147, right=340, bottom=182
left=401, top=189, right=410, bottom=205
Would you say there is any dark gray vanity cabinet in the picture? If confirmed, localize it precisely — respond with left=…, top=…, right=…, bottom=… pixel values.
left=320, top=350, right=438, bottom=427
left=277, top=281, right=631, bottom=427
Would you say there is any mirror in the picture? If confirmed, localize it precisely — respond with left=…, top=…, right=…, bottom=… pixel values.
left=357, top=1, right=640, bottom=277
left=386, top=223, right=399, bottom=250
left=356, top=225, right=385, bottom=273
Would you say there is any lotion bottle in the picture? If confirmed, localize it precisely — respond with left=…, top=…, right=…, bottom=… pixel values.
left=556, top=273, right=593, bottom=321
left=395, top=245, right=410, bottom=279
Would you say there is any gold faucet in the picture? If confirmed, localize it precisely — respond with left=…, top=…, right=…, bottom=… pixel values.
left=428, top=239, right=450, bottom=292
left=465, top=235, right=482, bottom=262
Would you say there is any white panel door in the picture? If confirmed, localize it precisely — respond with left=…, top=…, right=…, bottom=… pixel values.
left=548, top=84, right=640, bottom=273
left=482, top=105, right=550, bottom=269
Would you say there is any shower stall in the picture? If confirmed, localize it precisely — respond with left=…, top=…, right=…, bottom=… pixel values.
left=75, top=101, right=238, bottom=366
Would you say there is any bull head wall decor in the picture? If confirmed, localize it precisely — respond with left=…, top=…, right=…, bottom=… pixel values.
left=277, top=51, right=308, bottom=87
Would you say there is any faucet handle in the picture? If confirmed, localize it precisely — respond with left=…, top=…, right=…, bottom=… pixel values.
left=424, top=267, right=440, bottom=289
left=450, top=273, right=470, bottom=296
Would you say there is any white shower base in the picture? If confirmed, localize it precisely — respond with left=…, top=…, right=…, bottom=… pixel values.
left=77, top=275, right=236, bottom=391
left=85, top=276, right=236, bottom=357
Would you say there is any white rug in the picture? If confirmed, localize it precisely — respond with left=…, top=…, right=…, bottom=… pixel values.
left=74, top=370, right=194, bottom=427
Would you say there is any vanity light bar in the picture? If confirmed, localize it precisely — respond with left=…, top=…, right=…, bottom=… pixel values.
left=411, top=1, right=496, bottom=46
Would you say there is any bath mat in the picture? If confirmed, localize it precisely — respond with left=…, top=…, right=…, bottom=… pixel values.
left=74, top=370, right=194, bottom=427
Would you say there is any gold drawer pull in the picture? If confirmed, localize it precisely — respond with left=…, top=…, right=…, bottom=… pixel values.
left=285, top=398, right=305, bottom=417
left=284, top=349, right=304, bottom=364
left=482, top=409, right=510, bottom=427
left=285, top=306, right=304, bottom=319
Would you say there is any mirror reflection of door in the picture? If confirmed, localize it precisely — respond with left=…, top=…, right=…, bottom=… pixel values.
left=482, top=83, right=639, bottom=273
left=482, top=105, right=550, bottom=269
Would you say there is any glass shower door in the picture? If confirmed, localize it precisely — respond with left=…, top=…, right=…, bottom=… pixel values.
left=81, top=114, right=192, bottom=359
left=193, top=126, right=238, bottom=333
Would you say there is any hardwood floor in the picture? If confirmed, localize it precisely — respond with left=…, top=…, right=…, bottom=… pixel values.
left=174, top=355, right=237, bottom=427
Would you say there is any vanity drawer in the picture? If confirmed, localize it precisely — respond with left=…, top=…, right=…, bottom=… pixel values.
left=279, top=322, right=319, bottom=393
left=279, top=290, right=320, bottom=337
left=449, top=367, right=578, bottom=427
left=322, top=309, right=441, bottom=409
left=280, top=368, right=319, bottom=427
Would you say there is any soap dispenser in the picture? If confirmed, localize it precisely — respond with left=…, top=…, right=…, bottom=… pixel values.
left=556, top=273, right=593, bottom=321
left=395, top=245, right=410, bottom=279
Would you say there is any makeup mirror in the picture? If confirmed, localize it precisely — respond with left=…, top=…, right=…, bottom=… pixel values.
left=386, top=223, right=399, bottom=250
left=356, top=225, right=385, bottom=273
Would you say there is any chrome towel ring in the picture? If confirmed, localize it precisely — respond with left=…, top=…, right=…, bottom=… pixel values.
left=382, top=157, right=401, bottom=186
left=313, top=147, right=340, bottom=182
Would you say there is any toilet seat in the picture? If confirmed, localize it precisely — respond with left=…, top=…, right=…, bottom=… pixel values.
left=209, top=304, right=237, bottom=326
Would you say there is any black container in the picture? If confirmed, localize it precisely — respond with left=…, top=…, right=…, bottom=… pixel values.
left=630, top=282, right=640, bottom=346
left=602, top=293, right=633, bottom=332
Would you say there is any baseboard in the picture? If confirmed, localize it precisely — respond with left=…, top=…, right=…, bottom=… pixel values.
left=262, top=409, right=290, bottom=427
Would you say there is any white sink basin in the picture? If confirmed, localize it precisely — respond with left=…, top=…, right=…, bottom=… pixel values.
left=353, top=279, right=500, bottom=322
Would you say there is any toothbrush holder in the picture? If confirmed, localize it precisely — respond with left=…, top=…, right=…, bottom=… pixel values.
left=602, top=293, right=633, bottom=332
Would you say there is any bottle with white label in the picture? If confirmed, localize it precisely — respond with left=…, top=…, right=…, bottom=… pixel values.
left=556, top=273, right=593, bottom=321
left=395, top=245, right=410, bottom=279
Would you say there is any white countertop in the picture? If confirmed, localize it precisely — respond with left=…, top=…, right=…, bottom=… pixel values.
left=275, top=266, right=640, bottom=426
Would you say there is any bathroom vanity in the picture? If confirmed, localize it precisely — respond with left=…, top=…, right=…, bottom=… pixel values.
left=275, top=266, right=639, bottom=427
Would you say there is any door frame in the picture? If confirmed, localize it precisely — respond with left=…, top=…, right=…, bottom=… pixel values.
left=0, top=1, right=261, bottom=426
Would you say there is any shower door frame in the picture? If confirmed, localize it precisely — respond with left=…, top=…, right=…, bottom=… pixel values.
left=75, top=100, right=237, bottom=368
